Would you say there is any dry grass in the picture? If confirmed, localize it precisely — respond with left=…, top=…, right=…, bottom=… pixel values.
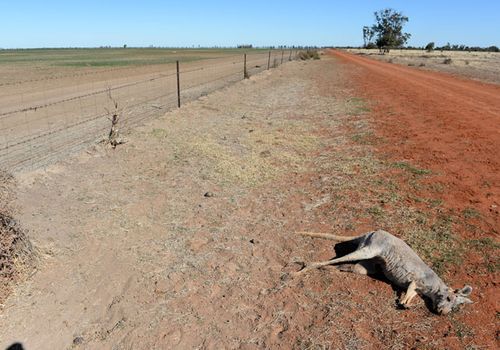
left=298, top=50, right=320, bottom=60
left=345, top=48, right=500, bottom=84
left=346, top=48, right=500, bottom=62
left=0, top=170, right=35, bottom=306
left=183, top=137, right=277, bottom=186
left=313, top=97, right=466, bottom=276
left=150, top=117, right=322, bottom=188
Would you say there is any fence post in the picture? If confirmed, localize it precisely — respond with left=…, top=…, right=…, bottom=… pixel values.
left=176, top=60, right=181, bottom=108
left=267, top=51, right=271, bottom=70
left=281, top=50, right=284, bottom=64
left=289, top=50, right=292, bottom=61
left=244, top=53, right=249, bottom=79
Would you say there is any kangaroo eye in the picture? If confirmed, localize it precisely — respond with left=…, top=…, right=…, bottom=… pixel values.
left=446, top=297, right=452, bottom=302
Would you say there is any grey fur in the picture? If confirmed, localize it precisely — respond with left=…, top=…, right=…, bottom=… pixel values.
left=297, top=230, right=473, bottom=314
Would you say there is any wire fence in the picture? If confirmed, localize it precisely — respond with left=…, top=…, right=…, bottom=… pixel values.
left=0, top=50, right=299, bottom=172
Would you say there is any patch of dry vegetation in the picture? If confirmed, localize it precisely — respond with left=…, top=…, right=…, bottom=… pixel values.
left=345, top=48, right=500, bottom=84
left=316, top=97, right=465, bottom=276
left=0, top=170, right=35, bottom=306
left=150, top=117, right=322, bottom=187
left=298, top=50, right=320, bottom=60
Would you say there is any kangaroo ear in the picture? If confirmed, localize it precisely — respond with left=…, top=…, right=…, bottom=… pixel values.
left=456, top=285, right=472, bottom=296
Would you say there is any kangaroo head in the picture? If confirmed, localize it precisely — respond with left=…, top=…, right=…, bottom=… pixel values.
left=436, top=285, right=473, bottom=315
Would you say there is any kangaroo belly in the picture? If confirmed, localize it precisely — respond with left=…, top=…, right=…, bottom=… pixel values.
left=379, top=256, right=414, bottom=289
left=382, top=267, right=413, bottom=288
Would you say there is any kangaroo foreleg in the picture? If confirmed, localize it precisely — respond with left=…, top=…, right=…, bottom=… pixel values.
left=400, top=281, right=418, bottom=307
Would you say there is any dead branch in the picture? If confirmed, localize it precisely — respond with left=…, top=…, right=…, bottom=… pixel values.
left=105, top=88, right=125, bottom=149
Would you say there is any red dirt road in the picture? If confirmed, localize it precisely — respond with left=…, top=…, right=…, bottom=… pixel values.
left=330, top=50, right=499, bottom=347
left=331, top=49, right=500, bottom=237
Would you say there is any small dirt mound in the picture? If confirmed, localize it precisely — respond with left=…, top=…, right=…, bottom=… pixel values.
left=0, top=171, right=35, bottom=305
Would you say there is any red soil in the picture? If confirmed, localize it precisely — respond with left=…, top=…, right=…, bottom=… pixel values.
left=331, top=49, right=500, bottom=237
left=329, top=49, right=500, bottom=348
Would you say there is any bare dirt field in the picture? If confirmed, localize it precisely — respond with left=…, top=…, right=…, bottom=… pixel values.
left=0, top=49, right=278, bottom=171
left=0, top=53, right=498, bottom=349
left=346, top=48, right=500, bottom=85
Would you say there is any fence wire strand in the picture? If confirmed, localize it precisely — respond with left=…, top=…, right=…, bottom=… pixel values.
left=0, top=50, right=298, bottom=172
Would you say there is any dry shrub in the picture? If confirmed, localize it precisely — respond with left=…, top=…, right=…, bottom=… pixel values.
left=0, top=170, right=35, bottom=304
left=443, top=58, right=453, bottom=64
left=298, top=50, right=320, bottom=60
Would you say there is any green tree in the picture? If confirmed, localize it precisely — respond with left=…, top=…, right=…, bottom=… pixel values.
left=362, top=26, right=375, bottom=48
left=368, top=8, right=411, bottom=53
left=425, top=42, right=435, bottom=52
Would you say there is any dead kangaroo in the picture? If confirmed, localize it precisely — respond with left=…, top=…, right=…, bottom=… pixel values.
left=295, top=230, right=473, bottom=314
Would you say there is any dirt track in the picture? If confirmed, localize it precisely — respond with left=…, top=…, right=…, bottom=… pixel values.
left=345, top=49, right=500, bottom=85
left=0, top=55, right=498, bottom=349
left=331, top=50, right=499, bottom=348
left=331, top=49, right=500, bottom=237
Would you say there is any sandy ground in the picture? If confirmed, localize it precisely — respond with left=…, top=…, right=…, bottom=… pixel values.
left=0, top=55, right=498, bottom=349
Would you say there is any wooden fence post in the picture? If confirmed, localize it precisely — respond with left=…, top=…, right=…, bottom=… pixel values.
left=244, top=53, right=249, bottom=79
left=176, top=60, right=181, bottom=108
left=281, top=50, right=284, bottom=64
left=289, top=50, right=292, bottom=61
left=267, top=51, right=271, bottom=70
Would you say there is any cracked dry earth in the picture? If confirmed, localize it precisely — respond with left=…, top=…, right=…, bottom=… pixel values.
left=0, top=56, right=493, bottom=349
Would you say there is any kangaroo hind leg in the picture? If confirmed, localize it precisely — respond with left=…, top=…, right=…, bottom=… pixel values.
left=336, top=261, right=377, bottom=275
left=298, top=246, right=378, bottom=275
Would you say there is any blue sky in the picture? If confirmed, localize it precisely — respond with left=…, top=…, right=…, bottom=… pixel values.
left=1, top=0, right=498, bottom=48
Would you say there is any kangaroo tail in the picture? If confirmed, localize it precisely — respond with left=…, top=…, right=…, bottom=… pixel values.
left=296, top=231, right=358, bottom=242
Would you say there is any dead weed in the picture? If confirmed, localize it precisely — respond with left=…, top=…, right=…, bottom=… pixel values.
left=0, top=170, right=35, bottom=306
